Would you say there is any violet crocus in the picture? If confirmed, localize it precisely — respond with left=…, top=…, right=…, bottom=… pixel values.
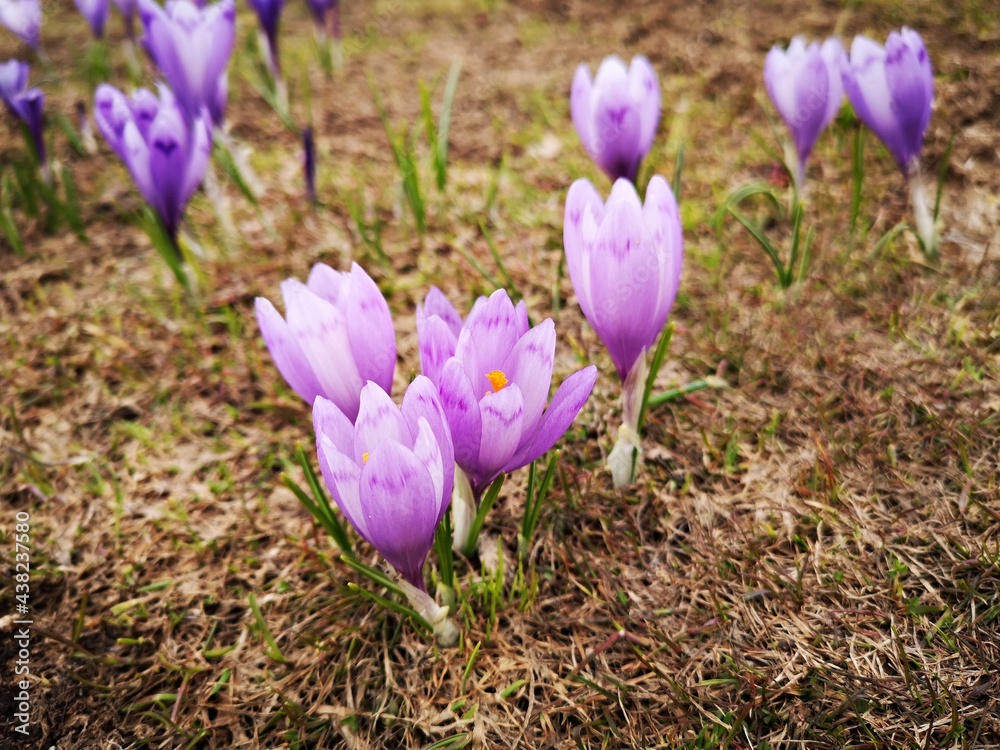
left=0, top=0, right=40, bottom=49
left=247, top=0, right=284, bottom=79
left=844, top=28, right=936, bottom=256
left=314, top=377, right=459, bottom=645
left=0, top=60, right=46, bottom=178
left=564, top=176, right=683, bottom=488
left=75, top=0, right=110, bottom=38
left=417, top=287, right=597, bottom=549
left=138, top=0, right=235, bottom=126
left=302, top=125, right=316, bottom=204
left=255, top=262, right=396, bottom=421
left=306, top=0, right=341, bottom=70
left=764, top=37, right=846, bottom=191
left=94, top=83, right=212, bottom=249
left=570, top=55, right=660, bottom=184
left=112, top=0, right=137, bottom=37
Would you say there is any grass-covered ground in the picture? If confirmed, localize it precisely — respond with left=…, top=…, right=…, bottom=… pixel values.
left=1, top=0, right=999, bottom=747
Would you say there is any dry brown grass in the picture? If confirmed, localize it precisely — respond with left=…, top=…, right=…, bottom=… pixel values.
left=1, top=0, right=999, bottom=747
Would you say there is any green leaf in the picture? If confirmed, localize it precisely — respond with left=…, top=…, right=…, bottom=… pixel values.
left=346, top=583, right=431, bottom=632
left=297, top=446, right=352, bottom=555
left=340, top=555, right=406, bottom=599
left=638, top=322, right=674, bottom=434
left=434, top=61, right=462, bottom=192
left=247, top=592, right=291, bottom=664
left=462, top=474, right=505, bottom=558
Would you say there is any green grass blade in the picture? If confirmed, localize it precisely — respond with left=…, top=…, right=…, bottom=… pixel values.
left=934, top=134, right=954, bottom=222
left=849, top=126, right=864, bottom=243
left=434, top=511, right=454, bottom=590
left=296, top=446, right=353, bottom=555
left=346, top=583, right=431, bottom=632
left=671, top=142, right=685, bottom=203
left=0, top=171, right=24, bottom=256
left=462, top=473, right=505, bottom=558
left=728, top=207, right=787, bottom=287
left=435, top=61, right=462, bottom=192
left=247, top=592, right=291, bottom=664
left=340, top=555, right=406, bottom=599
left=478, top=220, right=518, bottom=297
left=638, top=322, right=674, bottom=434
left=140, top=206, right=189, bottom=291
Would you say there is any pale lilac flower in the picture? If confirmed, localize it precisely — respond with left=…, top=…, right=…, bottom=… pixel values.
left=0, top=0, right=40, bottom=49
left=138, top=0, right=235, bottom=125
left=255, top=263, right=396, bottom=421
left=314, top=377, right=454, bottom=591
left=563, top=175, right=683, bottom=385
left=764, top=37, right=846, bottom=187
left=75, top=0, right=110, bottom=38
left=94, top=83, right=212, bottom=241
left=564, top=175, right=683, bottom=487
left=843, top=27, right=933, bottom=175
left=571, top=55, right=660, bottom=184
left=0, top=60, right=45, bottom=171
left=247, top=0, right=284, bottom=76
left=417, top=288, right=597, bottom=500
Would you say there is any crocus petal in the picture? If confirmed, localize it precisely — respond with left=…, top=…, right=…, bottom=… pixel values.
left=281, top=280, right=364, bottom=420
left=401, top=375, right=454, bottom=516
left=502, top=318, right=555, bottom=435
left=628, top=55, right=660, bottom=155
left=475, top=384, right=524, bottom=490
left=419, top=286, right=463, bottom=336
left=642, top=175, right=684, bottom=327
left=417, top=314, right=458, bottom=388
left=462, top=288, right=522, bottom=378
left=75, top=0, right=110, bottom=37
left=563, top=177, right=605, bottom=319
left=505, top=365, right=597, bottom=471
left=312, top=395, right=354, bottom=456
left=845, top=34, right=907, bottom=169
left=317, top=434, right=366, bottom=539
left=255, top=297, right=324, bottom=404
left=0, top=0, right=41, bottom=47
left=820, top=37, right=846, bottom=126
left=342, top=263, right=396, bottom=394
left=438, top=358, right=482, bottom=471
left=360, top=441, right=437, bottom=589
left=885, top=28, right=932, bottom=173
left=353, top=381, right=412, bottom=464
left=147, top=101, right=191, bottom=236
left=93, top=83, right=131, bottom=159
left=411, top=416, right=447, bottom=526
left=305, top=262, right=345, bottom=306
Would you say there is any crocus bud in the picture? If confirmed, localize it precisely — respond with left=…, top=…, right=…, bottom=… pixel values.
left=302, top=125, right=316, bottom=204
left=75, top=0, right=110, bottom=38
left=0, top=60, right=47, bottom=175
left=0, top=0, right=41, bottom=49
left=764, top=37, right=845, bottom=189
left=844, top=28, right=933, bottom=176
left=137, top=0, right=235, bottom=125
left=255, top=262, right=396, bottom=421
left=94, top=84, right=212, bottom=242
left=417, top=287, right=597, bottom=501
left=247, top=0, right=284, bottom=77
left=563, top=176, right=683, bottom=385
left=112, top=0, right=137, bottom=37
left=571, top=55, right=660, bottom=184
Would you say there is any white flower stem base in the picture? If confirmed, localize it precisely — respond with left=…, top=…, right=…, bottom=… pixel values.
left=397, top=578, right=459, bottom=647
left=908, top=174, right=938, bottom=261
left=607, top=355, right=648, bottom=489
left=450, top=467, right=476, bottom=554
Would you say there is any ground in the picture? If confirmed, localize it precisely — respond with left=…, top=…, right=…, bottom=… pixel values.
left=1, top=0, right=999, bottom=748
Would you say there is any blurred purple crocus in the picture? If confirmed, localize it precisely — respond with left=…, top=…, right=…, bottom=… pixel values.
left=845, top=28, right=936, bottom=255
left=764, top=37, right=846, bottom=190
left=255, top=262, right=396, bottom=421
left=0, top=0, right=41, bottom=49
left=571, top=55, right=660, bottom=184
left=94, top=83, right=212, bottom=245
left=75, top=0, right=111, bottom=38
left=0, top=60, right=46, bottom=176
left=302, top=125, right=316, bottom=204
left=564, top=176, right=683, bottom=487
left=305, top=0, right=337, bottom=30
left=138, top=0, right=235, bottom=126
left=247, top=0, right=284, bottom=78
left=314, top=377, right=459, bottom=644
left=417, top=288, right=597, bottom=547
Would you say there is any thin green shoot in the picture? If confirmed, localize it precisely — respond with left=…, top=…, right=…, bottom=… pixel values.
left=247, top=592, right=291, bottom=664
left=671, top=142, right=685, bottom=203
left=478, top=220, right=519, bottom=298
left=637, top=322, right=674, bottom=434
left=462, top=474, right=505, bottom=558
left=518, top=451, right=558, bottom=563
left=346, top=582, right=432, bottom=633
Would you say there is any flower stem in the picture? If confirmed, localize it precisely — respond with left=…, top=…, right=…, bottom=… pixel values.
left=908, top=174, right=938, bottom=262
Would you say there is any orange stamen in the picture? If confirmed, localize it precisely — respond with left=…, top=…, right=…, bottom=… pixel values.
left=486, top=370, right=508, bottom=393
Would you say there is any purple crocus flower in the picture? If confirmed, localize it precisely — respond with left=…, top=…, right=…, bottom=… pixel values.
left=302, top=125, right=316, bottom=204
left=0, top=60, right=46, bottom=172
left=764, top=37, right=846, bottom=189
left=75, top=0, right=111, bottom=38
left=417, top=287, right=597, bottom=501
left=93, top=83, right=212, bottom=242
left=255, top=262, right=396, bottom=421
left=138, top=0, right=235, bottom=126
left=306, top=0, right=339, bottom=37
left=564, top=175, right=683, bottom=384
left=844, top=28, right=933, bottom=176
left=571, top=55, right=660, bottom=184
left=247, top=0, right=284, bottom=77
left=314, top=376, right=453, bottom=591
left=0, top=0, right=41, bottom=49
left=564, top=176, right=683, bottom=487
